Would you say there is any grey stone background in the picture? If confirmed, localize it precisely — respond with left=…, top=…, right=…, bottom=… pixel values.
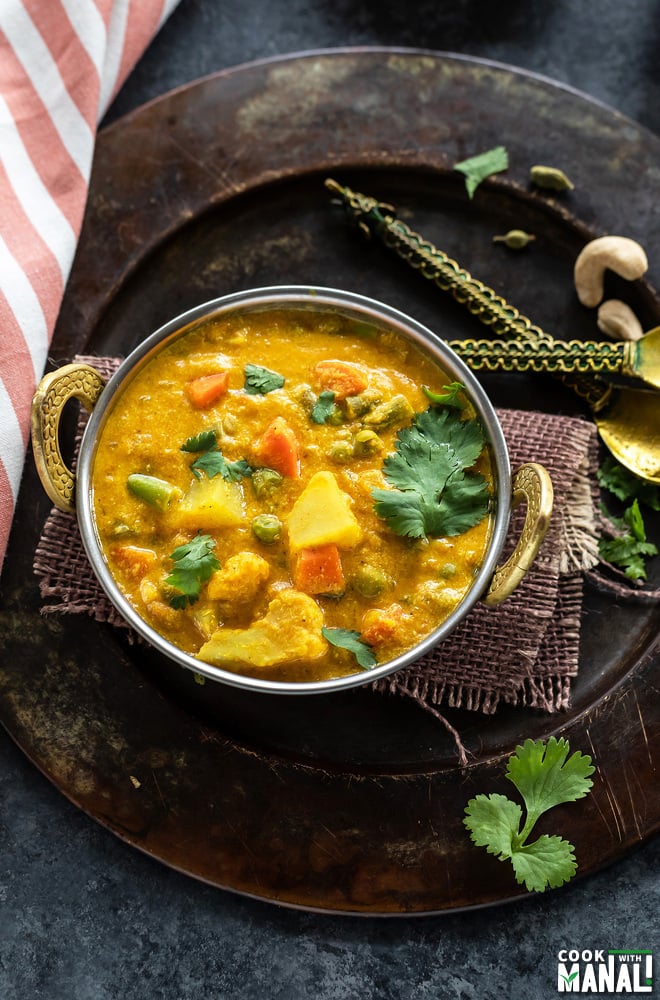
left=2, top=2, right=659, bottom=997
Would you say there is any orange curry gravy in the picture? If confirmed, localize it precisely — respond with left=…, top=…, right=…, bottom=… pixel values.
left=92, top=306, right=494, bottom=682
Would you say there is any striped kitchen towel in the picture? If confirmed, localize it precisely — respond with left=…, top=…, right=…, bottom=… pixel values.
left=0, top=0, right=180, bottom=574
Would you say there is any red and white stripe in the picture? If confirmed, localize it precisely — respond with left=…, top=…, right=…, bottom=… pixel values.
left=0, top=0, right=180, bottom=572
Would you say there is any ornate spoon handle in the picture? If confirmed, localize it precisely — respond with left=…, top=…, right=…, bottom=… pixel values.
left=449, top=337, right=630, bottom=376
left=326, top=179, right=614, bottom=411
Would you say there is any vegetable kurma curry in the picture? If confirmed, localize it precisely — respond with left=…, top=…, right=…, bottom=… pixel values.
left=92, top=306, right=495, bottom=682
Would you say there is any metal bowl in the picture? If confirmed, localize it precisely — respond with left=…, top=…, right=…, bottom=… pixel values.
left=31, top=286, right=553, bottom=694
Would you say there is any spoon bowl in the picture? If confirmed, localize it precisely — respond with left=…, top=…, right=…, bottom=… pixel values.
left=595, top=387, right=660, bottom=484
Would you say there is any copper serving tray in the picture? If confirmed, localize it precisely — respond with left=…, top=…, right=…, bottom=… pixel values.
left=0, top=49, right=658, bottom=914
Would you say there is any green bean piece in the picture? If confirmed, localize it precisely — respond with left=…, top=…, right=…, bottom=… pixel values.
left=291, top=383, right=317, bottom=416
left=352, top=564, right=393, bottom=597
left=343, top=389, right=381, bottom=420
left=363, top=394, right=414, bottom=428
left=353, top=428, right=383, bottom=456
left=251, top=467, right=283, bottom=499
left=127, top=473, right=180, bottom=511
left=325, top=404, right=345, bottom=425
left=252, top=513, right=283, bottom=543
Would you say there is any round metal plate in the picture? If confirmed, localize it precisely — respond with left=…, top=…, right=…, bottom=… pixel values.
left=1, top=49, right=658, bottom=914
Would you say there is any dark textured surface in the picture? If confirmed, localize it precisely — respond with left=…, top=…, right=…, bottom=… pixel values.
left=2, top=3, right=660, bottom=997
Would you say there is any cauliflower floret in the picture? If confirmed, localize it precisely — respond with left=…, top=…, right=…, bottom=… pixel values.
left=197, top=589, right=327, bottom=669
left=207, top=551, right=270, bottom=603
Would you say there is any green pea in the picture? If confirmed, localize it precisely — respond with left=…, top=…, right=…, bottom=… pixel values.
left=251, top=467, right=283, bottom=499
left=439, top=562, right=457, bottom=579
left=352, top=564, right=393, bottom=597
left=252, top=514, right=282, bottom=543
left=327, top=440, right=354, bottom=463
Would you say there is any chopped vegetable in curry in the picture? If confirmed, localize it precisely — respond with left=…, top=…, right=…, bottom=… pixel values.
left=92, top=307, right=494, bottom=682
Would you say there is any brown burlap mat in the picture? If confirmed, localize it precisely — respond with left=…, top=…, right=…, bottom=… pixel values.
left=34, top=357, right=603, bottom=758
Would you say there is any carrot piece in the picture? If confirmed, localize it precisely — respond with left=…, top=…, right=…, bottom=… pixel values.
left=294, top=544, right=345, bottom=595
left=111, top=544, right=157, bottom=580
left=312, top=360, right=368, bottom=400
left=185, top=371, right=229, bottom=408
left=256, top=416, right=300, bottom=478
left=361, top=603, right=405, bottom=646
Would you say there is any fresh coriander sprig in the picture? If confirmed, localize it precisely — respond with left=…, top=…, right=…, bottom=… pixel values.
left=166, top=533, right=220, bottom=609
left=597, top=457, right=659, bottom=581
left=454, top=145, right=509, bottom=199
left=322, top=627, right=377, bottom=670
left=181, top=431, right=253, bottom=482
left=597, top=456, right=660, bottom=511
left=464, top=737, right=595, bottom=893
left=371, top=406, right=490, bottom=540
left=599, top=499, right=658, bottom=581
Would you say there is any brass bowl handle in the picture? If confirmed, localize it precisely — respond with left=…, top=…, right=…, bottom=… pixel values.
left=31, top=363, right=106, bottom=513
left=482, top=462, right=554, bottom=607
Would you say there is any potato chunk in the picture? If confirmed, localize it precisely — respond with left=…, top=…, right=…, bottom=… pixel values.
left=169, top=476, right=245, bottom=530
left=197, top=589, right=327, bottom=669
left=207, top=551, right=270, bottom=602
left=287, top=471, right=362, bottom=553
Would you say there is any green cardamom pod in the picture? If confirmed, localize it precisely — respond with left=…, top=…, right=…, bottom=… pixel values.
left=492, top=229, right=536, bottom=249
left=530, top=164, right=575, bottom=191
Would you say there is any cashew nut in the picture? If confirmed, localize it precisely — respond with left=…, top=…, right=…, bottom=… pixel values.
left=596, top=299, right=644, bottom=341
left=574, top=236, right=648, bottom=308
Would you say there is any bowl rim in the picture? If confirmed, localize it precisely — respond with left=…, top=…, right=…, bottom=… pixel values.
left=76, top=285, right=512, bottom=694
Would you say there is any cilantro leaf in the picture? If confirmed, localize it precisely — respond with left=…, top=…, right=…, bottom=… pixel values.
left=371, top=406, right=490, bottom=540
left=244, top=363, right=285, bottom=395
left=462, top=793, right=521, bottom=858
left=414, top=407, right=485, bottom=467
left=599, top=498, right=658, bottom=580
left=223, top=458, right=254, bottom=482
left=599, top=533, right=657, bottom=581
left=430, top=469, right=490, bottom=536
left=624, top=497, right=647, bottom=540
left=181, top=430, right=218, bottom=453
left=322, top=627, right=377, bottom=670
left=166, top=533, right=220, bottom=608
left=311, top=390, right=336, bottom=424
left=423, top=381, right=466, bottom=409
left=182, top=430, right=253, bottom=483
left=371, top=487, right=428, bottom=539
left=454, top=145, right=509, bottom=199
left=598, top=456, right=660, bottom=511
left=381, top=429, right=452, bottom=498
left=463, top=737, right=594, bottom=893
left=190, top=452, right=253, bottom=482
left=509, top=835, right=577, bottom=893
left=506, top=737, right=594, bottom=827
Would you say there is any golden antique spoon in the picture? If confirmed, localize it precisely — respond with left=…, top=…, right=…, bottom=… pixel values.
left=326, top=178, right=660, bottom=483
